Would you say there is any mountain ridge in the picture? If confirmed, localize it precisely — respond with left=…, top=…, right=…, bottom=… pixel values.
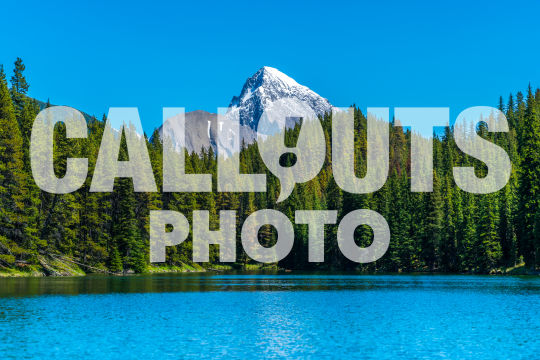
left=158, top=66, right=333, bottom=153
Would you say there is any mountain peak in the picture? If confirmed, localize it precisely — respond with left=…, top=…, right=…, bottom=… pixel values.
left=159, top=67, right=333, bottom=154
left=256, top=66, right=300, bottom=88
left=229, top=66, right=332, bottom=127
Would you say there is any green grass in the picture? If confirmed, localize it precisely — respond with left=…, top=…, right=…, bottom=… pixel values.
left=147, top=262, right=206, bottom=273
left=0, top=265, right=45, bottom=277
left=0, top=255, right=86, bottom=277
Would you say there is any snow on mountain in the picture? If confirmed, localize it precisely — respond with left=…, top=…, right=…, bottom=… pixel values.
left=229, top=66, right=333, bottom=129
left=157, top=66, right=333, bottom=153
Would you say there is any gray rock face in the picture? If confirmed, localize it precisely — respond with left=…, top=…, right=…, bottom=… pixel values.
left=180, top=110, right=217, bottom=152
left=158, top=110, right=218, bottom=154
left=157, top=66, right=333, bottom=153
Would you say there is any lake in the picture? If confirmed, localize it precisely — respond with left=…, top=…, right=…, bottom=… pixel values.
left=0, top=274, right=538, bottom=359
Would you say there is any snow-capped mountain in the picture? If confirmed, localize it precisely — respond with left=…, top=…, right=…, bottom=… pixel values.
left=158, top=66, right=333, bottom=153
left=229, top=66, right=333, bottom=129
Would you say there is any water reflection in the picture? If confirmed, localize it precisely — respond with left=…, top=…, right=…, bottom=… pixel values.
left=0, top=273, right=538, bottom=297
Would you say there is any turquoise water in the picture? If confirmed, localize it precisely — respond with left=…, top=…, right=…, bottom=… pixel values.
left=0, top=274, right=538, bottom=359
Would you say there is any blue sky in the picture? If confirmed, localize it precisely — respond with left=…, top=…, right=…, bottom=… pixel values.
left=1, top=0, right=539, bottom=134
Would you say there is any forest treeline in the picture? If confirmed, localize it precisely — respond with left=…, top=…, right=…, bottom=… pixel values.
left=0, top=58, right=539, bottom=274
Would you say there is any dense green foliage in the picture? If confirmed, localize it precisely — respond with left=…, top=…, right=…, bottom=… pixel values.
left=0, top=58, right=539, bottom=274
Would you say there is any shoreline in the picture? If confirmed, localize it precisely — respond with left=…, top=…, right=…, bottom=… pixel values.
left=1, top=264, right=538, bottom=278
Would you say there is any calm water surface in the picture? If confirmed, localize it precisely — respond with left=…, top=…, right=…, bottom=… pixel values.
left=0, top=274, right=538, bottom=359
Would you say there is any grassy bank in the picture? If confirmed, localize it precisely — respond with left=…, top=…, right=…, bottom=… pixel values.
left=0, top=258, right=535, bottom=278
left=0, top=259, right=280, bottom=277
left=0, top=255, right=85, bottom=277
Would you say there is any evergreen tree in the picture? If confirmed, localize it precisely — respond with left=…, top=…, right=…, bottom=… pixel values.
left=477, top=193, right=502, bottom=272
left=517, top=86, right=540, bottom=268
left=9, top=57, right=29, bottom=118
left=421, top=171, right=443, bottom=270
left=111, top=133, right=147, bottom=273
left=0, top=66, right=31, bottom=255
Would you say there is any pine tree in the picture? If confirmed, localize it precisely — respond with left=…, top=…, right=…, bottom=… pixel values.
left=422, top=171, right=443, bottom=270
left=110, top=133, right=147, bottom=273
left=440, top=177, right=458, bottom=271
left=75, top=117, right=110, bottom=267
left=9, top=57, right=29, bottom=118
left=324, top=176, right=342, bottom=267
left=109, top=246, right=123, bottom=273
left=461, top=193, right=477, bottom=271
left=0, top=65, right=31, bottom=255
left=517, top=86, right=540, bottom=268
left=38, top=121, right=81, bottom=256
left=498, top=183, right=516, bottom=267
left=477, top=193, right=502, bottom=272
